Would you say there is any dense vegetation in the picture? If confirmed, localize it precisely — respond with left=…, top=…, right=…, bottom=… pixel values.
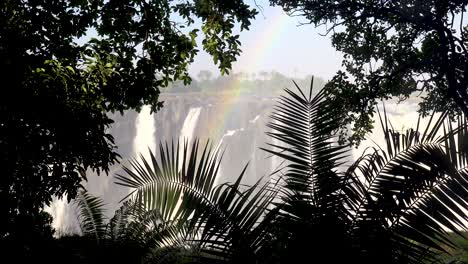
left=271, top=0, right=468, bottom=145
left=2, top=1, right=468, bottom=263
left=437, top=233, right=468, bottom=263
left=44, top=82, right=466, bottom=264
left=0, top=0, right=256, bottom=241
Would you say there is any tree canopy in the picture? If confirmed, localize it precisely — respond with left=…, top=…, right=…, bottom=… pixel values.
left=271, top=0, right=468, bottom=144
left=0, top=0, right=256, bottom=239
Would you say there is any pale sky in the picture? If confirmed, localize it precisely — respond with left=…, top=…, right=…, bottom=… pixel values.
left=76, top=1, right=343, bottom=80
left=188, top=1, right=343, bottom=80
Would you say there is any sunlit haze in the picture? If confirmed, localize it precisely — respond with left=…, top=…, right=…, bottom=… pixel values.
left=189, top=1, right=343, bottom=80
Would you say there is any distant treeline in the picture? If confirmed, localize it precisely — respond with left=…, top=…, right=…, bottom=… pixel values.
left=162, top=71, right=326, bottom=96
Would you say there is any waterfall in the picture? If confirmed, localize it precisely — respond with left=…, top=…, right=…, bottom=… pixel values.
left=179, top=107, right=201, bottom=144
left=133, top=105, right=156, bottom=159
left=249, top=115, right=260, bottom=124
left=214, top=127, right=246, bottom=185
left=46, top=197, right=66, bottom=234
left=178, top=107, right=202, bottom=172
left=270, top=118, right=283, bottom=174
left=41, top=92, right=426, bottom=236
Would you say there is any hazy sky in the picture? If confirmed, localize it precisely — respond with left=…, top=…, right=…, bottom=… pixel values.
left=188, top=1, right=343, bottom=80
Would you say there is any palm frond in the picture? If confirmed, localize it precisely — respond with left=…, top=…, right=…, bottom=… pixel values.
left=107, top=198, right=193, bottom=254
left=108, top=200, right=133, bottom=241
left=109, top=81, right=468, bottom=264
left=262, top=78, right=348, bottom=207
left=115, top=139, right=276, bottom=262
left=115, top=140, right=221, bottom=223
left=195, top=172, right=278, bottom=262
left=74, top=190, right=107, bottom=241
left=346, top=109, right=468, bottom=263
left=258, top=79, right=356, bottom=263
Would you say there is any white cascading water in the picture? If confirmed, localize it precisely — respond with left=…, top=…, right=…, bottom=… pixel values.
left=46, top=106, right=157, bottom=233
left=179, top=107, right=202, bottom=144
left=178, top=107, right=202, bottom=171
left=43, top=93, right=429, bottom=234
left=270, top=118, right=284, bottom=187
left=249, top=115, right=260, bottom=124
left=133, top=105, right=156, bottom=161
left=214, top=128, right=244, bottom=185
left=46, top=197, right=66, bottom=234
left=168, top=107, right=202, bottom=219
left=130, top=105, right=156, bottom=199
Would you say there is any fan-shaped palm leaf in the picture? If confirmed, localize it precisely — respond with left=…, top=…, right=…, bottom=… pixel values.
left=115, top=139, right=276, bottom=263
left=193, top=173, right=278, bottom=263
left=116, top=140, right=222, bottom=223
left=263, top=79, right=467, bottom=263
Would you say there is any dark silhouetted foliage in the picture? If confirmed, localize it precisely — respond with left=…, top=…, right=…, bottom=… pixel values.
left=0, top=0, right=257, bottom=241
left=271, top=0, right=468, bottom=145
left=108, top=80, right=467, bottom=263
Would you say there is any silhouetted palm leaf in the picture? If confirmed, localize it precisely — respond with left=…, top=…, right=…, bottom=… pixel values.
left=116, top=140, right=221, bottom=224
left=74, top=190, right=106, bottom=241
left=345, top=109, right=468, bottom=263
left=263, top=79, right=467, bottom=264
left=194, top=173, right=278, bottom=263
left=263, top=79, right=348, bottom=204
left=108, top=199, right=188, bottom=250
left=115, top=139, right=276, bottom=263
left=262, top=78, right=354, bottom=263
left=106, top=79, right=468, bottom=264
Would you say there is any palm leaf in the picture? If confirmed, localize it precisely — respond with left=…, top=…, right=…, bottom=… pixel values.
left=260, top=78, right=355, bottom=263
left=115, top=139, right=276, bottom=262
left=115, top=140, right=221, bottom=223
left=346, top=109, right=468, bottom=263
left=262, top=78, right=348, bottom=207
left=194, top=172, right=278, bottom=262
left=74, top=190, right=107, bottom=241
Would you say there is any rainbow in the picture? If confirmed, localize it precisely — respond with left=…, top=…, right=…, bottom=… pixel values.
left=205, top=10, right=289, bottom=140
left=243, top=10, right=289, bottom=73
